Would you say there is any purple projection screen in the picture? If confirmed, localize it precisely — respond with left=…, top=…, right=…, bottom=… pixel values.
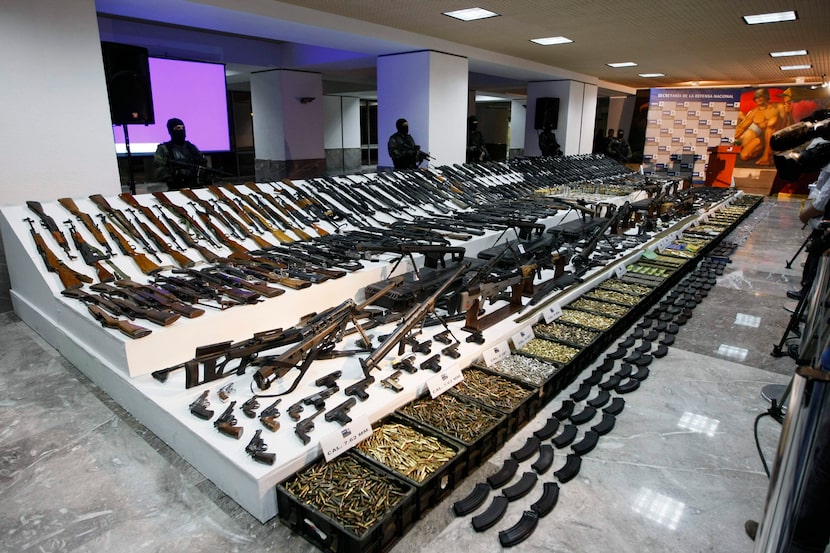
left=112, top=58, right=230, bottom=154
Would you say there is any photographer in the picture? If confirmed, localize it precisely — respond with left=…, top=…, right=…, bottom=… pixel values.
left=153, top=118, right=211, bottom=190
left=388, top=118, right=428, bottom=170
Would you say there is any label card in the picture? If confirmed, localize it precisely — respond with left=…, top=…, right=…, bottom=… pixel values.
left=482, top=340, right=511, bottom=366
left=427, top=364, right=464, bottom=398
left=542, top=302, right=563, bottom=323
left=511, top=326, right=535, bottom=349
left=320, top=415, right=373, bottom=462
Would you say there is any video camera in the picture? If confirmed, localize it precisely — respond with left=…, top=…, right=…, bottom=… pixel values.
left=772, top=113, right=830, bottom=182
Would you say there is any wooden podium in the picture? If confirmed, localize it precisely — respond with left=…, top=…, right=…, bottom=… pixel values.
left=705, top=145, right=742, bottom=187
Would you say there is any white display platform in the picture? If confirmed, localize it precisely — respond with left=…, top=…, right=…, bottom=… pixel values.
left=0, top=181, right=730, bottom=522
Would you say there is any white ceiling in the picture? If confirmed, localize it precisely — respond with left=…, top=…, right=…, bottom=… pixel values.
left=95, top=0, right=830, bottom=97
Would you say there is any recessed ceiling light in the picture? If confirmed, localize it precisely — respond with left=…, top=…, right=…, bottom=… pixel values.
left=770, top=49, right=808, bottom=57
left=639, top=73, right=665, bottom=78
left=743, top=11, right=797, bottom=25
left=443, top=8, right=499, bottom=21
left=781, top=64, right=812, bottom=70
left=530, top=36, right=573, bottom=46
left=607, top=62, right=638, bottom=68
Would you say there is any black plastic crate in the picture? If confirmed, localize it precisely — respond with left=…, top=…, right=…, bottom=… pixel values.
left=451, top=365, right=542, bottom=435
left=396, top=392, right=508, bottom=475
left=276, top=451, right=417, bottom=553
left=353, top=413, right=467, bottom=518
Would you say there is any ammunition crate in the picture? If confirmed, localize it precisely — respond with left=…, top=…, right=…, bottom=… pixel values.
left=395, top=392, right=508, bottom=475
left=276, top=451, right=417, bottom=553
left=454, top=365, right=542, bottom=435
left=353, top=413, right=467, bottom=518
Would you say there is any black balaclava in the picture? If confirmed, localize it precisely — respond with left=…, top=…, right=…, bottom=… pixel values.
left=396, top=118, right=409, bottom=134
left=167, top=118, right=186, bottom=145
left=468, top=115, right=479, bottom=131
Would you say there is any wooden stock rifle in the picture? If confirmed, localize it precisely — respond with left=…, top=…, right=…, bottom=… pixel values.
left=24, top=217, right=92, bottom=289
left=57, top=197, right=112, bottom=257
left=96, top=214, right=163, bottom=275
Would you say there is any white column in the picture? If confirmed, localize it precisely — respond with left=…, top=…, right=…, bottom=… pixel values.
left=377, top=51, right=468, bottom=168
left=526, top=80, right=599, bottom=156
left=250, top=69, right=324, bottom=180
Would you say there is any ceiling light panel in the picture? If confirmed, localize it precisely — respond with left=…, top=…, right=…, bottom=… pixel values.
left=639, top=73, right=665, bottom=78
left=607, top=62, right=638, bottom=68
left=530, top=36, right=573, bottom=46
left=443, top=8, right=499, bottom=21
left=743, top=11, right=797, bottom=24
left=781, top=64, right=812, bottom=70
left=770, top=49, right=808, bottom=58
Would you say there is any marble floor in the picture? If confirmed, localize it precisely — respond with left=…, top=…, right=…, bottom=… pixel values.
left=0, top=196, right=814, bottom=553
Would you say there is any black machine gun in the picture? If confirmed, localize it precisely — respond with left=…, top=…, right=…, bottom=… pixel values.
left=360, top=261, right=470, bottom=377
left=354, top=239, right=466, bottom=271
left=571, top=201, right=631, bottom=274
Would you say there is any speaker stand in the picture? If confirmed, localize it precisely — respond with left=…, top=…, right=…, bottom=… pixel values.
left=122, top=124, right=136, bottom=194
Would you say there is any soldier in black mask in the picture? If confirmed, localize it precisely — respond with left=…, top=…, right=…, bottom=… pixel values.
left=153, top=118, right=210, bottom=190
left=388, top=118, right=427, bottom=170
left=466, top=115, right=491, bottom=162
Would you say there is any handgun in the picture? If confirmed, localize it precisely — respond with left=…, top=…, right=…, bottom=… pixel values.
left=392, top=356, right=417, bottom=374
left=214, top=400, right=243, bottom=439
left=259, top=398, right=282, bottom=432
left=287, top=386, right=338, bottom=421
left=345, top=376, right=375, bottom=401
left=324, top=397, right=357, bottom=426
left=295, top=407, right=325, bottom=445
left=420, top=354, right=442, bottom=372
left=241, top=396, right=260, bottom=418
left=381, top=370, right=404, bottom=393
left=189, top=390, right=213, bottom=420
left=245, top=429, right=276, bottom=465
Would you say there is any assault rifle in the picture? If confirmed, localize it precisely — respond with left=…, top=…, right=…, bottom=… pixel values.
left=360, top=261, right=470, bottom=377
left=86, top=304, right=152, bottom=339
left=224, top=183, right=308, bottom=242
left=151, top=327, right=295, bottom=388
left=97, top=214, right=163, bottom=275
left=26, top=200, right=74, bottom=258
left=354, top=240, right=466, bottom=270
left=89, top=194, right=161, bottom=262
left=63, top=220, right=119, bottom=283
left=124, top=209, right=197, bottom=269
left=118, top=193, right=184, bottom=250
left=57, top=197, right=113, bottom=257
left=152, top=192, right=220, bottom=248
left=24, top=217, right=92, bottom=289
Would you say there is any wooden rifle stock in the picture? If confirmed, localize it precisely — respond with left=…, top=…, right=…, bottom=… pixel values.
left=97, top=215, right=163, bottom=275
left=86, top=304, right=152, bottom=339
left=57, top=197, right=112, bottom=255
left=223, top=184, right=300, bottom=243
left=152, top=192, right=219, bottom=248
left=26, top=200, right=74, bottom=258
left=24, top=218, right=92, bottom=289
left=125, top=210, right=196, bottom=269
